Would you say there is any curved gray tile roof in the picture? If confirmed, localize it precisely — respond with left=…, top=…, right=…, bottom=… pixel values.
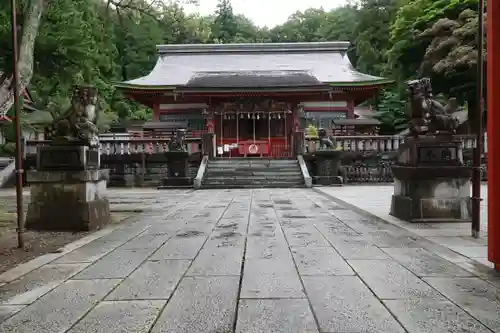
left=118, top=42, right=391, bottom=89
left=185, top=70, right=323, bottom=88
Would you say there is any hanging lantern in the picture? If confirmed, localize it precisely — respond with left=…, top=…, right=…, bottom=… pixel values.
left=257, top=113, right=260, bottom=120
left=240, top=113, right=244, bottom=119
left=278, top=113, right=281, bottom=119
left=223, top=114, right=227, bottom=120
left=247, top=113, right=251, bottom=119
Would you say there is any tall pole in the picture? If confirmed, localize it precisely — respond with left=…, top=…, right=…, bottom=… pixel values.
left=10, top=0, right=25, bottom=248
left=471, top=0, right=485, bottom=238
left=487, top=0, right=500, bottom=270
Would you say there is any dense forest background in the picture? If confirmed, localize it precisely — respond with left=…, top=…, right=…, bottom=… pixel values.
left=0, top=0, right=485, bottom=134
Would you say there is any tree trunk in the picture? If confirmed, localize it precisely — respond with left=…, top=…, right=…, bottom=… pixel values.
left=0, top=0, right=46, bottom=115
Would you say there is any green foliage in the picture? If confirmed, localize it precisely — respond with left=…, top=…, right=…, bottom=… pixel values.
left=269, top=7, right=359, bottom=59
left=383, top=0, right=484, bottom=132
left=212, top=0, right=238, bottom=43
left=419, top=8, right=481, bottom=99
left=387, top=0, right=480, bottom=82
left=353, top=0, right=408, bottom=76
left=375, top=90, right=408, bottom=134
left=0, top=0, right=483, bottom=135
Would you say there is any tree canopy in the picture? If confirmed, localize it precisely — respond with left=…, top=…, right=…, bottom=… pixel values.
left=0, top=0, right=485, bottom=134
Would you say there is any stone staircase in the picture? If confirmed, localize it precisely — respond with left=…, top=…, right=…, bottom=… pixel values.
left=201, top=158, right=305, bottom=189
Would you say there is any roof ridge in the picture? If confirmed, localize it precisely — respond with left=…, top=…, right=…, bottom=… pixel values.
left=156, top=42, right=350, bottom=54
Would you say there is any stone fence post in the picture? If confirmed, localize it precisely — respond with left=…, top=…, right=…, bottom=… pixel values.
left=293, top=131, right=305, bottom=156
left=201, top=133, right=215, bottom=160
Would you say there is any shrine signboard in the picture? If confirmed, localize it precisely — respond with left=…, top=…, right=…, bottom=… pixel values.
left=418, top=145, right=459, bottom=164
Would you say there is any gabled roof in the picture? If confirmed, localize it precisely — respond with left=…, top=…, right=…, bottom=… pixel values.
left=115, top=42, right=393, bottom=90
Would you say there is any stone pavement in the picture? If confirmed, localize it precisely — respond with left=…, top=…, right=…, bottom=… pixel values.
left=0, top=188, right=499, bottom=333
left=316, top=184, right=492, bottom=268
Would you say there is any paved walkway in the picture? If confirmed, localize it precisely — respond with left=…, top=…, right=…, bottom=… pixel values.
left=0, top=188, right=499, bottom=333
left=316, top=185, right=492, bottom=268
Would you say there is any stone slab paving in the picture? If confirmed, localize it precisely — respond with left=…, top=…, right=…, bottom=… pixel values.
left=316, top=185, right=494, bottom=267
left=0, top=188, right=499, bottom=332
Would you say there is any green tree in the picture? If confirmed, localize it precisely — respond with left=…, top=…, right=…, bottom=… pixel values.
left=353, top=0, right=408, bottom=76
left=387, top=0, right=479, bottom=80
left=270, top=7, right=357, bottom=44
left=419, top=8, right=484, bottom=132
left=374, top=90, right=408, bottom=134
left=0, top=0, right=200, bottom=118
left=386, top=0, right=484, bottom=133
left=211, top=0, right=238, bottom=43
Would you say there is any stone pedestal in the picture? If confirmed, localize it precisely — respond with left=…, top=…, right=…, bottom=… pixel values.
left=26, top=144, right=110, bottom=231
left=160, top=151, right=192, bottom=188
left=390, top=136, right=472, bottom=223
left=37, top=145, right=100, bottom=171
left=314, top=150, right=343, bottom=185
left=26, top=169, right=110, bottom=231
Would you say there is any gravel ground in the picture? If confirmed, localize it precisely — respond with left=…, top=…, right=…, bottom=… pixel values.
left=0, top=189, right=158, bottom=274
left=0, top=193, right=137, bottom=274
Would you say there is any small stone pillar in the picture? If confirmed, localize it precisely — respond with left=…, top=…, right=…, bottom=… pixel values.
left=390, top=136, right=472, bottom=223
left=314, top=150, right=344, bottom=185
left=161, top=152, right=191, bottom=187
left=26, top=145, right=111, bottom=231
left=201, top=133, right=215, bottom=159
left=293, top=131, right=305, bottom=156
left=161, top=129, right=191, bottom=188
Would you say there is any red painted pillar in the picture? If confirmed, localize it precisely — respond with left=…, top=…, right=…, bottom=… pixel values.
left=152, top=103, right=160, bottom=121
left=487, top=0, right=500, bottom=270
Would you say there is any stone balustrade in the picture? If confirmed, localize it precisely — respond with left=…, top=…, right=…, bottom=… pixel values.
left=308, top=134, right=479, bottom=153
left=25, top=137, right=202, bottom=156
left=25, top=134, right=480, bottom=157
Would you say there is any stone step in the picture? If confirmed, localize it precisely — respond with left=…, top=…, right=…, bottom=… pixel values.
left=200, top=183, right=306, bottom=189
left=205, top=171, right=302, bottom=177
left=203, top=175, right=303, bottom=182
left=207, top=169, right=300, bottom=175
left=202, top=179, right=304, bottom=186
left=207, top=163, right=299, bottom=167
left=206, top=168, right=301, bottom=173
left=209, top=161, right=298, bottom=166
left=211, top=158, right=295, bottom=162
left=208, top=163, right=298, bottom=167
left=208, top=164, right=299, bottom=169
left=210, top=160, right=298, bottom=164
left=203, top=181, right=303, bottom=187
left=201, top=158, right=303, bottom=189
